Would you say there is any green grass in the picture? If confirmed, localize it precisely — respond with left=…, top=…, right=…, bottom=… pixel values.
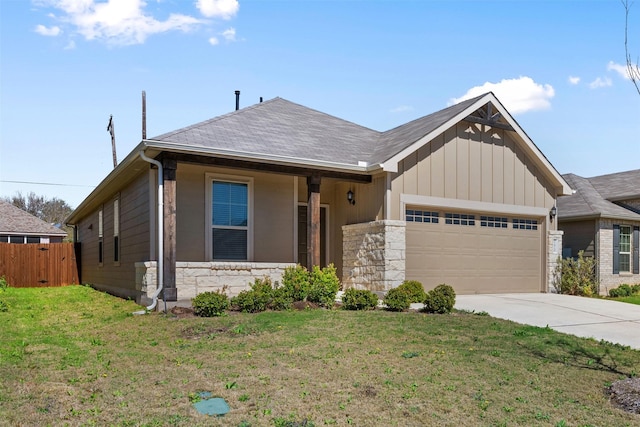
left=610, top=295, right=640, bottom=305
left=1, top=286, right=639, bottom=426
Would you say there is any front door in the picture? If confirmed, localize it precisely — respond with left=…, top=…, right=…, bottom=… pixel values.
left=297, top=205, right=327, bottom=268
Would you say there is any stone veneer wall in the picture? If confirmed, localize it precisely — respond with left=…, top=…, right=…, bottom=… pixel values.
left=596, top=219, right=640, bottom=294
left=342, top=220, right=406, bottom=296
left=547, top=230, right=563, bottom=293
left=135, top=261, right=295, bottom=304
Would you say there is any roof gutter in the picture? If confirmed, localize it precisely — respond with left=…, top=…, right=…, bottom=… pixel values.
left=134, top=150, right=164, bottom=313
left=142, top=139, right=378, bottom=175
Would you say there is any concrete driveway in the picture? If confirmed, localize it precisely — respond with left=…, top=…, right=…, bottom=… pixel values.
left=453, top=293, right=640, bottom=349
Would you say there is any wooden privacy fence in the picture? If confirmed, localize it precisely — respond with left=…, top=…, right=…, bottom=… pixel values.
left=0, top=243, right=79, bottom=287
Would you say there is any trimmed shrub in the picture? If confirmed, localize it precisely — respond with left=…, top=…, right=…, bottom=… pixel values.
left=232, top=278, right=274, bottom=313
left=282, top=264, right=311, bottom=301
left=231, top=278, right=294, bottom=313
left=307, top=264, right=340, bottom=308
left=269, top=286, right=293, bottom=311
left=383, top=287, right=410, bottom=312
left=397, top=280, right=427, bottom=303
left=341, top=288, right=378, bottom=310
left=423, top=284, right=456, bottom=314
left=192, top=290, right=229, bottom=317
left=609, top=284, right=636, bottom=298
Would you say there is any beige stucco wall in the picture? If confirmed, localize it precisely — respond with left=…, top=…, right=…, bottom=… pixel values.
left=176, top=163, right=295, bottom=263
left=389, top=122, right=557, bottom=220
left=596, top=219, right=640, bottom=293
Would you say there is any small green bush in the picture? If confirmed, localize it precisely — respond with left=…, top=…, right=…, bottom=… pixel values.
left=232, top=278, right=274, bottom=313
left=269, top=286, right=293, bottom=311
left=192, top=289, right=229, bottom=317
left=0, top=275, right=8, bottom=291
left=397, top=280, right=426, bottom=303
left=231, top=277, right=293, bottom=313
left=341, top=288, right=378, bottom=310
left=423, top=284, right=456, bottom=314
left=383, top=287, right=410, bottom=312
left=307, top=264, right=340, bottom=308
left=282, top=264, right=311, bottom=301
left=632, top=284, right=640, bottom=295
left=609, top=284, right=637, bottom=298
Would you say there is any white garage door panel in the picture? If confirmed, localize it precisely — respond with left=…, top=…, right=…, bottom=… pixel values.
left=406, top=218, right=542, bottom=294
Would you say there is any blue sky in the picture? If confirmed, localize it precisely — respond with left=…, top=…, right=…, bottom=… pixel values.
left=1, top=0, right=638, bottom=208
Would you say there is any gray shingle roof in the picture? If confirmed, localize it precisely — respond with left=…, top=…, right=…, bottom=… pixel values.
left=151, top=95, right=486, bottom=167
left=588, top=169, right=640, bottom=201
left=0, top=200, right=67, bottom=236
left=558, top=171, right=640, bottom=221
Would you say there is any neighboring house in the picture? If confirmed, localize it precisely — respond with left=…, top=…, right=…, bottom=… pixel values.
left=66, top=92, right=572, bottom=305
left=558, top=170, right=640, bottom=292
left=0, top=200, right=67, bottom=243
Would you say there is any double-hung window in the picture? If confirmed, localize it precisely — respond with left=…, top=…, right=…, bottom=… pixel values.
left=619, top=225, right=631, bottom=273
left=210, top=179, right=250, bottom=260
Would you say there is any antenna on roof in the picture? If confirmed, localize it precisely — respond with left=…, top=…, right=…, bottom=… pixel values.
left=235, top=90, right=240, bottom=110
left=107, top=115, right=117, bottom=168
left=142, top=90, right=147, bottom=140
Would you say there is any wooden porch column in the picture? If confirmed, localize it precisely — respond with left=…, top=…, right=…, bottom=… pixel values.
left=162, top=157, right=177, bottom=301
left=307, top=174, right=321, bottom=268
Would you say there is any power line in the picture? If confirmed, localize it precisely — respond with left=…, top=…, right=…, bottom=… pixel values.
left=0, top=180, right=95, bottom=188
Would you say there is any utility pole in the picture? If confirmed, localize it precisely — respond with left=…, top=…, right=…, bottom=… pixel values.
left=142, top=91, right=147, bottom=140
left=107, top=115, right=118, bottom=168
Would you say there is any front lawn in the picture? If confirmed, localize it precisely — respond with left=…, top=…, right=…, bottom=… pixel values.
left=1, top=286, right=639, bottom=426
left=610, top=295, right=640, bottom=306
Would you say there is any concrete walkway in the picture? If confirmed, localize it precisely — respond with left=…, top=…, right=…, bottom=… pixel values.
left=452, top=293, right=640, bottom=349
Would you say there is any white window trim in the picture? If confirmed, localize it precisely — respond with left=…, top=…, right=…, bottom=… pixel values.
left=98, top=206, right=104, bottom=267
left=619, top=225, right=632, bottom=273
left=113, top=196, right=120, bottom=266
left=205, top=173, right=254, bottom=261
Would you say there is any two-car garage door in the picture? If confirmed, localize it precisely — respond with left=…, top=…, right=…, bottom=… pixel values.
left=405, top=208, right=543, bottom=294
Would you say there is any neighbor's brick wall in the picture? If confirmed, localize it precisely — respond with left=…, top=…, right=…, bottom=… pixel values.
left=135, top=261, right=295, bottom=304
left=596, top=219, right=640, bottom=294
left=342, top=220, right=405, bottom=296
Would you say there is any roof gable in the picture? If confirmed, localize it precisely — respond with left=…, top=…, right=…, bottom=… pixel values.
left=148, top=93, right=570, bottom=195
left=0, top=200, right=67, bottom=236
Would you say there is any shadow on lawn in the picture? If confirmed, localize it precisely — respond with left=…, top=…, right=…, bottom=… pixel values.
left=515, top=326, right=635, bottom=377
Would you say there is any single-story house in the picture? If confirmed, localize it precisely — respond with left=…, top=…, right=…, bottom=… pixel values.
left=558, top=170, right=640, bottom=293
left=0, top=200, right=67, bottom=243
left=65, top=92, right=572, bottom=306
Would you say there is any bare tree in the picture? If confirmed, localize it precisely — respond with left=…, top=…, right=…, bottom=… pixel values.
left=623, top=0, right=640, bottom=95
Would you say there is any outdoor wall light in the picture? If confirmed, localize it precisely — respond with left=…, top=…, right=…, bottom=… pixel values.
left=549, top=205, right=557, bottom=221
left=88, top=224, right=93, bottom=230
left=347, top=189, right=355, bottom=205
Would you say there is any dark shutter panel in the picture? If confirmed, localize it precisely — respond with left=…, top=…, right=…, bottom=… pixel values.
left=633, top=226, right=639, bottom=275
left=613, top=224, right=620, bottom=274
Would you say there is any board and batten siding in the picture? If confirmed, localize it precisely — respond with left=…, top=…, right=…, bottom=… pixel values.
left=77, top=171, right=151, bottom=298
left=389, top=122, right=557, bottom=220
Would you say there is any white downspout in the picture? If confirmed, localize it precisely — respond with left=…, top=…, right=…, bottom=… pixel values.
left=136, top=150, right=163, bottom=312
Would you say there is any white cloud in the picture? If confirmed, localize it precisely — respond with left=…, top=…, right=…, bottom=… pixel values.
left=196, top=0, right=239, bottom=19
left=449, top=76, right=555, bottom=114
left=64, top=40, right=76, bottom=50
left=33, top=0, right=207, bottom=45
left=222, top=27, right=235, bottom=41
left=568, top=76, right=580, bottom=85
left=607, top=61, right=631, bottom=79
left=389, top=105, right=413, bottom=113
left=208, top=36, right=219, bottom=45
left=35, top=24, right=62, bottom=36
left=589, top=77, right=612, bottom=89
